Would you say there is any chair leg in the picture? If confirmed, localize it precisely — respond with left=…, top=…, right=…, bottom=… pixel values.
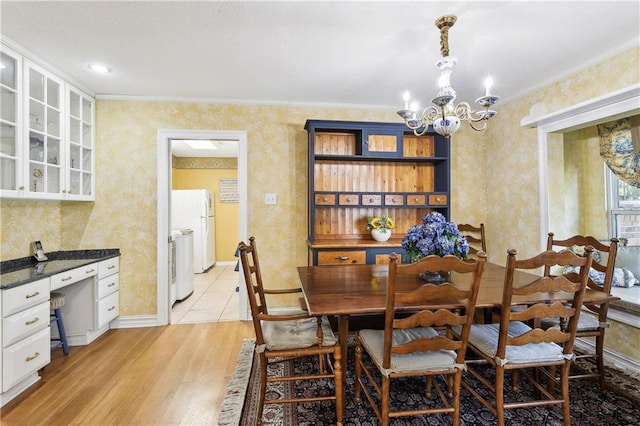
left=333, top=346, right=344, bottom=426
left=495, top=366, right=506, bottom=426
left=595, top=332, right=606, bottom=392
left=561, top=361, right=572, bottom=426
left=452, top=371, right=462, bottom=426
left=381, top=375, right=390, bottom=426
left=354, top=339, right=362, bottom=402
left=257, top=353, right=267, bottom=426
left=54, top=308, right=69, bottom=355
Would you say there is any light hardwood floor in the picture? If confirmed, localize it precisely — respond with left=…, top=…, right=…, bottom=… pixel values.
left=0, top=321, right=254, bottom=425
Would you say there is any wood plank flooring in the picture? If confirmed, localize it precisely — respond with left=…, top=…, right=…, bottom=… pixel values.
left=0, top=321, right=254, bottom=425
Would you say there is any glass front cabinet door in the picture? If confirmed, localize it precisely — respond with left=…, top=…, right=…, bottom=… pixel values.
left=0, top=46, right=23, bottom=197
left=25, top=60, right=64, bottom=199
left=66, top=86, right=94, bottom=200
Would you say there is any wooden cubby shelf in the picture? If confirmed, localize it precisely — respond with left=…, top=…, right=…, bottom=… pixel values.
left=305, top=119, right=450, bottom=266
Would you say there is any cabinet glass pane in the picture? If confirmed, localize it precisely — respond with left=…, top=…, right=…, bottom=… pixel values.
left=82, top=99, right=92, bottom=124
left=70, top=169, right=80, bottom=194
left=0, top=158, right=16, bottom=190
left=82, top=172, right=92, bottom=195
left=69, top=92, right=80, bottom=118
left=29, top=132, right=44, bottom=162
left=82, top=147, right=92, bottom=171
left=29, top=69, right=44, bottom=102
left=29, top=100, right=44, bottom=132
left=70, top=117, right=81, bottom=142
left=46, top=78, right=60, bottom=108
left=1, top=123, right=16, bottom=156
left=0, top=52, right=17, bottom=89
left=47, top=137, right=60, bottom=165
left=0, top=87, right=16, bottom=122
left=70, top=144, right=80, bottom=169
left=29, top=163, right=44, bottom=192
left=47, top=106, right=60, bottom=137
left=46, top=165, right=60, bottom=193
left=82, top=123, right=92, bottom=146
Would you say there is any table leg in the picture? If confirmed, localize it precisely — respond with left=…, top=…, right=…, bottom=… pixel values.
left=338, top=315, right=349, bottom=389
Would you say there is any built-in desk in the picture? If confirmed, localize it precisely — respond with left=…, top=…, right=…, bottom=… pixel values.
left=0, top=249, right=120, bottom=407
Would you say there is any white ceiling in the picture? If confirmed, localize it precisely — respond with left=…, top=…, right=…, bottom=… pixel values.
left=2, top=1, right=639, bottom=156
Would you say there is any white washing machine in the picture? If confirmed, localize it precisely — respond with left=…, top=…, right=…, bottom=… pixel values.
left=172, top=228, right=194, bottom=301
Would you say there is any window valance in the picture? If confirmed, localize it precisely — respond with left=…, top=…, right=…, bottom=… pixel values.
left=597, top=117, right=640, bottom=188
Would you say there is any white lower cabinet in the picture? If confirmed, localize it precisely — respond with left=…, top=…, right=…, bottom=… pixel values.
left=97, top=257, right=119, bottom=328
left=2, top=327, right=50, bottom=391
left=1, top=278, right=51, bottom=393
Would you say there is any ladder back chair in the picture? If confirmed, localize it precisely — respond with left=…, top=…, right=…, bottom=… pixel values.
left=457, top=223, right=487, bottom=256
left=460, top=248, right=593, bottom=426
left=543, top=233, right=618, bottom=391
left=238, top=237, right=343, bottom=426
left=355, top=252, right=486, bottom=426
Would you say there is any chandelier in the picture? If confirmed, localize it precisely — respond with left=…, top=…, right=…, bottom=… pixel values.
left=397, top=15, right=500, bottom=138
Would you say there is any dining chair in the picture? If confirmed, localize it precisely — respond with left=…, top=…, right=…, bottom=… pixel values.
left=543, top=233, right=618, bottom=392
left=459, top=247, right=593, bottom=426
left=238, top=237, right=343, bottom=426
left=457, top=223, right=487, bottom=256
left=355, top=252, right=486, bottom=426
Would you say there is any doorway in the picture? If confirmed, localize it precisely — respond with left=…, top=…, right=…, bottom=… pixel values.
left=157, top=129, right=248, bottom=326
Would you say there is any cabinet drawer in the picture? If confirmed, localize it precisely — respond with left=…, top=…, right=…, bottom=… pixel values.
left=2, top=278, right=50, bottom=317
left=428, top=194, right=448, bottom=205
left=2, top=327, right=50, bottom=392
left=384, top=194, right=404, bottom=206
left=98, top=291, right=119, bottom=327
left=3, top=301, right=50, bottom=347
left=51, top=263, right=97, bottom=291
left=98, top=274, right=119, bottom=299
left=317, top=251, right=367, bottom=265
left=99, top=257, right=119, bottom=279
left=315, top=194, right=336, bottom=205
left=362, top=194, right=382, bottom=206
left=407, top=195, right=426, bottom=205
left=338, top=194, right=359, bottom=205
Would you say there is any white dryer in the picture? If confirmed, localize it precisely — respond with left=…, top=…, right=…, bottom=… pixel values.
left=172, top=228, right=194, bottom=301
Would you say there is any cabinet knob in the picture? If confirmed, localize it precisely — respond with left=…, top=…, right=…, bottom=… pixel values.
left=19, top=186, right=25, bottom=190
left=336, top=256, right=349, bottom=261
left=345, top=197, right=351, bottom=202
left=436, top=197, right=442, bottom=202
left=25, top=317, right=40, bottom=325
left=368, top=197, right=374, bottom=203
left=322, top=197, right=327, bottom=202
left=25, top=352, right=40, bottom=362
left=414, top=197, right=420, bottom=202
left=25, top=291, right=40, bottom=298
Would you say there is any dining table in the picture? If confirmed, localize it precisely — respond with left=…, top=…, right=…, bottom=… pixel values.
left=297, top=262, right=619, bottom=376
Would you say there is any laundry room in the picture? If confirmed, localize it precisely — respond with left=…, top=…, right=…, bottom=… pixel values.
left=169, top=138, right=240, bottom=323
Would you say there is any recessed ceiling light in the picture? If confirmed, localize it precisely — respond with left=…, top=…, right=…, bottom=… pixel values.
left=88, top=64, right=110, bottom=73
left=182, top=140, right=218, bottom=150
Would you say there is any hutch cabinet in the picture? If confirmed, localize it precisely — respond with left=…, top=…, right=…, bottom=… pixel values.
left=305, top=119, right=450, bottom=265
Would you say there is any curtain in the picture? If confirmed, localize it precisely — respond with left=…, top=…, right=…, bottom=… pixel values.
left=597, top=117, right=640, bottom=188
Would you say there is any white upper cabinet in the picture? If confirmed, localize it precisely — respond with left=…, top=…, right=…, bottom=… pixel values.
left=24, top=60, right=64, bottom=199
left=0, top=42, right=95, bottom=201
left=0, top=46, right=23, bottom=198
left=66, top=85, right=94, bottom=200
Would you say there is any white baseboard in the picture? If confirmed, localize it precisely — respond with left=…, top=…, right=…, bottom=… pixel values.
left=111, top=315, right=162, bottom=328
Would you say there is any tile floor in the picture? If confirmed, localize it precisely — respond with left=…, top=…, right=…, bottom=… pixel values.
left=171, top=263, right=240, bottom=324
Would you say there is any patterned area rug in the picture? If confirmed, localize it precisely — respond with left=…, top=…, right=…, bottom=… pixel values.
left=226, top=338, right=640, bottom=425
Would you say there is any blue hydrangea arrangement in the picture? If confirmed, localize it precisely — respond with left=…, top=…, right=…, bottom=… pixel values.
left=401, top=212, right=470, bottom=262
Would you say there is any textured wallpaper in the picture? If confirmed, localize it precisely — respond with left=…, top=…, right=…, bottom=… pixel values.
left=0, top=45, right=638, bottom=361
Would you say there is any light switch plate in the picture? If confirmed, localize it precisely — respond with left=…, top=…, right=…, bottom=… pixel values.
left=265, top=193, right=277, bottom=205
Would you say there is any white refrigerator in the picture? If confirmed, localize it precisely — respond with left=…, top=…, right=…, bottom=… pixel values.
left=171, top=189, right=216, bottom=273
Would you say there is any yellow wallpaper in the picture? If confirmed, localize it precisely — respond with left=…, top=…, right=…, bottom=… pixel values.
left=172, top=166, right=238, bottom=262
left=0, top=45, right=638, bottom=362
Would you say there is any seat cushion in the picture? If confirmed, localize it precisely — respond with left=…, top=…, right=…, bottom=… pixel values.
left=541, top=312, right=601, bottom=332
left=464, top=322, right=566, bottom=365
left=359, top=327, right=459, bottom=376
left=262, top=316, right=336, bottom=351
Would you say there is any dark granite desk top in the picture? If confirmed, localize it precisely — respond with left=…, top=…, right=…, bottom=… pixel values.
left=0, top=249, right=120, bottom=289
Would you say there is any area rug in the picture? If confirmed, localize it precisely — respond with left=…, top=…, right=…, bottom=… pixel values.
left=224, top=337, right=640, bottom=425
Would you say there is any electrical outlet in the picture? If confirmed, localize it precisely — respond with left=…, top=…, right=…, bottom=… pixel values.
left=265, top=193, right=277, bottom=205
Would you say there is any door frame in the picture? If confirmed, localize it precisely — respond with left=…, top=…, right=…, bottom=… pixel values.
left=157, top=129, right=248, bottom=325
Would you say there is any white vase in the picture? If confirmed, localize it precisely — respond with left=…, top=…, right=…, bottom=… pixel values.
left=371, top=229, right=392, bottom=242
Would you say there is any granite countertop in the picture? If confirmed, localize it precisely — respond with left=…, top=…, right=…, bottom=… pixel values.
left=0, top=249, right=120, bottom=289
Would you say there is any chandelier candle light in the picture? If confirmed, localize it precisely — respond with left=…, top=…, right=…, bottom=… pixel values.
left=397, top=15, right=500, bottom=138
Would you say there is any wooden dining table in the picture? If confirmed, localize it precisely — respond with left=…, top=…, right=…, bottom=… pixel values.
left=297, top=262, right=619, bottom=372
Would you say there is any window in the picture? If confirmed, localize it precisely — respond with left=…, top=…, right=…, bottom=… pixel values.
left=607, top=171, right=640, bottom=245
